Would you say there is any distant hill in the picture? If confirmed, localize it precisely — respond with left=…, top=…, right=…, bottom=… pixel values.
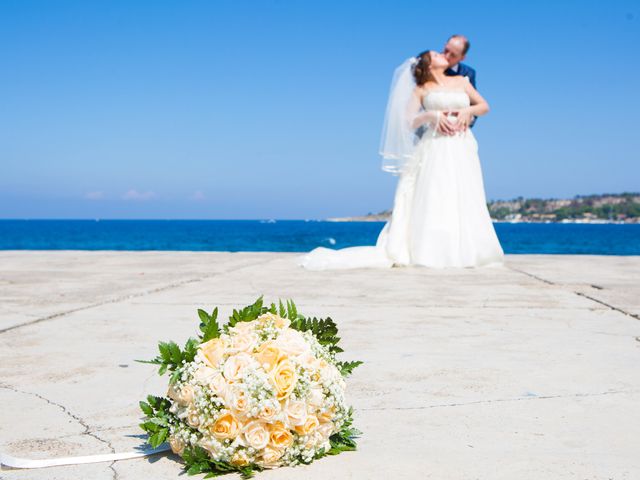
left=327, top=193, right=640, bottom=223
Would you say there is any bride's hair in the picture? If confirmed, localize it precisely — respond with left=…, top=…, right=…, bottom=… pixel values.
left=412, top=50, right=433, bottom=86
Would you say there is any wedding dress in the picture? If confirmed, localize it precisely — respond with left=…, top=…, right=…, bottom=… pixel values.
left=298, top=89, right=504, bottom=270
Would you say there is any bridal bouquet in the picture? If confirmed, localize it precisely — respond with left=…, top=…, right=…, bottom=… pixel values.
left=138, top=297, right=362, bottom=478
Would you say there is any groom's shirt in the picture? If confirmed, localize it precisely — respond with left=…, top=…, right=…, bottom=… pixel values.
left=445, top=62, right=476, bottom=89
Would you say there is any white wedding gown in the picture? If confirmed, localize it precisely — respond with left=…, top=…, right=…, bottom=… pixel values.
left=298, top=89, right=504, bottom=270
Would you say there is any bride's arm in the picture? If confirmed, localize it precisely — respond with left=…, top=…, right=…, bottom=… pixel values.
left=465, top=82, right=489, bottom=116
left=408, top=88, right=440, bottom=130
left=456, top=79, right=489, bottom=130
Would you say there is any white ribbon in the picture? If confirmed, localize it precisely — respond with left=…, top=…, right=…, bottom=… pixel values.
left=0, top=444, right=170, bottom=469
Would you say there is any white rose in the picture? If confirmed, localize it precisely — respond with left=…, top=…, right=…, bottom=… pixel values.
left=242, top=420, right=270, bottom=450
left=229, top=387, right=250, bottom=418
left=231, top=321, right=256, bottom=335
left=320, top=361, right=341, bottom=382
left=284, top=399, right=308, bottom=427
left=209, top=373, right=229, bottom=398
left=223, top=352, right=254, bottom=383
left=229, top=331, right=259, bottom=354
left=317, top=421, right=334, bottom=440
left=193, top=365, right=217, bottom=385
left=274, top=329, right=309, bottom=356
left=295, top=352, right=317, bottom=368
left=308, top=385, right=324, bottom=409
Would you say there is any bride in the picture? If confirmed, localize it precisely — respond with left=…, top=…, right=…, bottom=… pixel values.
left=299, top=50, right=504, bottom=270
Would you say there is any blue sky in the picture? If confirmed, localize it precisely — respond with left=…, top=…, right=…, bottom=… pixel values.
left=1, top=0, right=638, bottom=219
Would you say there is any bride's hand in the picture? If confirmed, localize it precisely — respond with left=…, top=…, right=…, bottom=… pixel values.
left=452, top=108, right=473, bottom=131
left=437, top=112, right=457, bottom=136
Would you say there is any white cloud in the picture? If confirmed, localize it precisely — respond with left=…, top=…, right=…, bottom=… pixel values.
left=85, top=191, right=105, bottom=200
left=190, top=190, right=206, bottom=201
left=122, top=189, right=156, bottom=201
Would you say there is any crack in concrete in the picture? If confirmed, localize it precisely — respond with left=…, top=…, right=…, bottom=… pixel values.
left=573, top=291, right=640, bottom=321
left=0, top=257, right=279, bottom=335
left=359, top=389, right=638, bottom=411
left=507, top=266, right=640, bottom=321
left=0, top=383, right=118, bottom=479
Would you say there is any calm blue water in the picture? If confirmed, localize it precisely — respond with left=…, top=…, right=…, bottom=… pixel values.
left=0, top=220, right=639, bottom=255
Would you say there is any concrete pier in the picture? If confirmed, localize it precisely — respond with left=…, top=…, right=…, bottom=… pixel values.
left=1, top=252, right=638, bottom=479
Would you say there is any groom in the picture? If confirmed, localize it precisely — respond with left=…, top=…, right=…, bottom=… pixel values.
left=438, top=34, right=477, bottom=134
left=443, top=34, right=476, bottom=89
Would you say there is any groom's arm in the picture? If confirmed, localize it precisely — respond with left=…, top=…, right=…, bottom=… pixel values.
left=467, top=67, right=477, bottom=126
left=467, top=67, right=477, bottom=89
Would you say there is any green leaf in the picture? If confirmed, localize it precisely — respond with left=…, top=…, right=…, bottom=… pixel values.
left=337, top=360, right=363, bottom=377
left=139, top=401, right=153, bottom=416
left=149, top=431, right=162, bottom=448
left=156, top=427, right=169, bottom=445
left=168, top=341, right=182, bottom=365
left=198, top=308, right=210, bottom=324
left=286, top=299, right=298, bottom=320
left=183, top=337, right=199, bottom=362
left=228, top=296, right=265, bottom=327
left=200, top=307, right=220, bottom=342
left=139, top=420, right=158, bottom=433
left=239, top=465, right=256, bottom=479
left=158, top=342, right=172, bottom=362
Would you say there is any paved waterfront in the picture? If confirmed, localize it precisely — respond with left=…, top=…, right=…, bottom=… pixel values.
left=1, top=252, right=639, bottom=479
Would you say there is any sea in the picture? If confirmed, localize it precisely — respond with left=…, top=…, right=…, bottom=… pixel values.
left=0, top=220, right=638, bottom=255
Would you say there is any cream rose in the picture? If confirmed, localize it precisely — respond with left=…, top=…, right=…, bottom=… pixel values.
left=169, top=435, right=185, bottom=455
left=269, top=421, right=293, bottom=449
left=167, top=384, right=180, bottom=402
left=253, top=341, right=283, bottom=372
left=317, top=407, right=335, bottom=423
left=257, top=313, right=291, bottom=330
left=294, top=414, right=319, bottom=436
left=210, top=411, right=240, bottom=440
left=230, top=451, right=250, bottom=467
left=270, top=359, right=297, bottom=401
left=198, top=338, right=226, bottom=368
left=259, top=445, right=284, bottom=468
left=167, top=384, right=194, bottom=406
left=186, top=408, right=201, bottom=428
left=223, top=352, right=253, bottom=383
left=242, top=420, right=270, bottom=450
left=284, top=399, right=308, bottom=427
left=258, top=401, right=280, bottom=422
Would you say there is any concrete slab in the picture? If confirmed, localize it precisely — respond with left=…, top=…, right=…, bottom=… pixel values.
left=1, top=252, right=639, bottom=479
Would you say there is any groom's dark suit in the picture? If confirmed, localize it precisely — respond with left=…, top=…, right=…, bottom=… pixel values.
left=445, top=62, right=476, bottom=89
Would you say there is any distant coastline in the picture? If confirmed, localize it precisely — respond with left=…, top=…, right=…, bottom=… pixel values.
left=327, top=193, right=640, bottom=224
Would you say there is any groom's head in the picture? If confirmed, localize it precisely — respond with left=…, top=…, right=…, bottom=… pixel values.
left=443, top=35, right=470, bottom=68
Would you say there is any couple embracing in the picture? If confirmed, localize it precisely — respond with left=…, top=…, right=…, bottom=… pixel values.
left=300, top=35, right=504, bottom=270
